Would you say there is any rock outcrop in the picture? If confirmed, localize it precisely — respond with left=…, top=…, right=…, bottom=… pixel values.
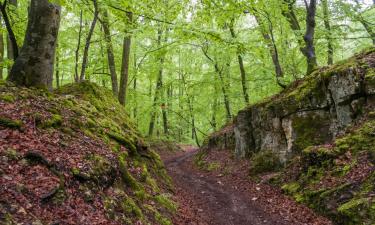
left=232, top=48, right=375, bottom=162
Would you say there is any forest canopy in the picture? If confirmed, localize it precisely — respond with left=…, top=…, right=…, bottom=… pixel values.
left=0, top=0, right=374, bottom=145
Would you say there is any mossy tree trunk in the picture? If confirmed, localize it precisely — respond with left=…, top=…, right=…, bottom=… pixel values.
left=7, top=0, right=61, bottom=90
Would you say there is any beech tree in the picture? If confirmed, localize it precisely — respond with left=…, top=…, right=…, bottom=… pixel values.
left=7, top=0, right=61, bottom=90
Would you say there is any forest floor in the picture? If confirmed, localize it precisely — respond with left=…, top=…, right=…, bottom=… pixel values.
left=159, top=146, right=333, bottom=225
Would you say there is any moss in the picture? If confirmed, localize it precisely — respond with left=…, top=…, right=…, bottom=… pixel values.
left=282, top=182, right=300, bottom=195
left=0, top=116, right=23, bottom=129
left=40, top=114, right=63, bottom=128
left=121, top=196, right=144, bottom=218
left=108, top=132, right=137, bottom=154
left=207, top=162, right=220, bottom=171
left=144, top=204, right=173, bottom=225
left=154, top=194, right=178, bottom=213
left=0, top=93, right=16, bottom=103
left=5, top=148, right=20, bottom=161
left=118, top=154, right=142, bottom=190
left=249, top=150, right=282, bottom=174
left=293, top=114, right=331, bottom=151
left=338, top=198, right=374, bottom=225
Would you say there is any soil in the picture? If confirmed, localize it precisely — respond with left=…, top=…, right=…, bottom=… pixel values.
left=161, top=146, right=333, bottom=225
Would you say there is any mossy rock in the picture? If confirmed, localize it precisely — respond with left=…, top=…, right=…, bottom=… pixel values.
left=72, top=154, right=116, bottom=187
left=249, top=150, right=282, bottom=175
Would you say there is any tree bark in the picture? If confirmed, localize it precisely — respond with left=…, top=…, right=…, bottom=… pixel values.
left=229, top=23, right=250, bottom=105
left=202, top=47, right=232, bottom=121
left=118, top=12, right=132, bottom=105
left=55, top=44, right=60, bottom=88
left=302, top=0, right=318, bottom=74
left=149, top=29, right=168, bottom=136
left=74, top=10, right=83, bottom=82
left=80, top=0, right=99, bottom=81
left=0, top=16, right=4, bottom=79
left=282, top=0, right=317, bottom=74
left=322, top=0, right=333, bottom=65
left=1, top=0, right=19, bottom=62
left=253, top=13, right=286, bottom=88
left=8, top=0, right=61, bottom=90
left=101, top=10, right=118, bottom=96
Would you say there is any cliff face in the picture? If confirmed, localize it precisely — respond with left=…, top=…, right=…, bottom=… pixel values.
left=233, top=48, right=375, bottom=162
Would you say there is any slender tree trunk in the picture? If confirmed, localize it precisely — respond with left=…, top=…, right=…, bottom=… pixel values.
left=181, top=72, right=200, bottom=146
left=1, top=0, right=18, bottom=72
left=0, top=16, right=4, bottom=80
left=80, top=0, right=99, bottom=81
left=55, top=44, right=60, bottom=88
left=216, top=63, right=232, bottom=121
left=101, top=10, right=118, bottom=96
left=322, top=0, right=333, bottom=65
left=253, top=14, right=285, bottom=88
left=302, top=0, right=318, bottom=74
left=8, top=0, right=61, bottom=90
left=282, top=0, right=318, bottom=74
left=229, top=24, right=250, bottom=105
left=118, top=12, right=133, bottom=105
left=149, top=29, right=168, bottom=136
left=74, top=10, right=83, bottom=82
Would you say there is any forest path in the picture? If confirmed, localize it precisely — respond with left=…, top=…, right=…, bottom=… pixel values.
left=162, top=146, right=288, bottom=225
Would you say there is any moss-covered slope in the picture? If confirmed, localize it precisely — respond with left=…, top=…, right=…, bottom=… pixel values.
left=0, top=81, right=175, bottom=225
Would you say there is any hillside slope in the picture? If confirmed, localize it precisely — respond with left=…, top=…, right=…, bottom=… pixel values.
left=201, top=48, right=375, bottom=224
left=0, top=81, right=175, bottom=225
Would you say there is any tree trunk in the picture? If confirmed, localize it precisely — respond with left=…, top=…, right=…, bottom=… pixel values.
left=229, top=24, right=250, bottom=105
left=80, top=0, right=99, bottom=81
left=118, top=12, right=132, bottom=105
left=181, top=72, right=200, bottom=146
left=282, top=0, right=318, bottom=74
left=55, top=44, right=60, bottom=88
left=302, top=0, right=318, bottom=74
left=0, top=16, right=4, bottom=80
left=101, top=10, right=118, bottom=96
left=8, top=0, right=61, bottom=90
left=149, top=29, right=168, bottom=136
left=322, top=0, right=333, bottom=65
left=253, top=14, right=285, bottom=88
left=216, top=63, right=232, bottom=121
left=1, top=0, right=18, bottom=70
left=74, top=10, right=83, bottom=82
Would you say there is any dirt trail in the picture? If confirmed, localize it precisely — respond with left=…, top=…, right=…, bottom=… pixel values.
left=163, top=147, right=288, bottom=225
